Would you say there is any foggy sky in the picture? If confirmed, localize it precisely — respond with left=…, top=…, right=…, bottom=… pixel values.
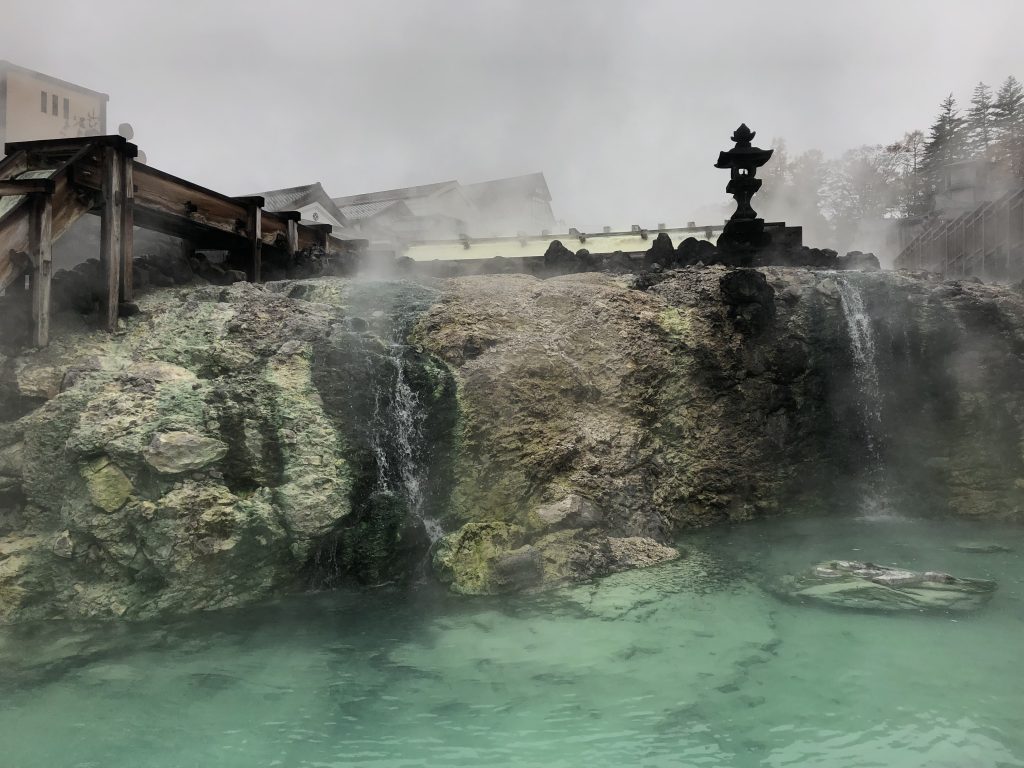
left=5, top=0, right=1023, bottom=231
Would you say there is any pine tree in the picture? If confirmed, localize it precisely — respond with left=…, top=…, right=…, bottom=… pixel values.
left=921, top=94, right=966, bottom=192
left=992, top=76, right=1024, bottom=136
left=966, top=81, right=994, bottom=156
left=992, top=75, right=1024, bottom=177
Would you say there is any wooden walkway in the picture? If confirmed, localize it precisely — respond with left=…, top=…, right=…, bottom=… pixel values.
left=0, top=135, right=362, bottom=346
left=894, top=187, right=1024, bottom=280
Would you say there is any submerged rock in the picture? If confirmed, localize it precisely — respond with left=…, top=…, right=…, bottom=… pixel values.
left=772, top=560, right=997, bottom=613
left=433, top=522, right=679, bottom=595
left=953, top=541, right=1013, bottom=554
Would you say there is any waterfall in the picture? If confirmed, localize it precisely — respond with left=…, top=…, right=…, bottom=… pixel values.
left=834, top=276, right=894, bottom=519
left=369, top=341, right=443, bottom=542
left=835, top=277, right=882, bottom=453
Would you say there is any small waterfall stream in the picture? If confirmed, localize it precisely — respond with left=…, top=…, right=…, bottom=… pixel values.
left=834, top=275, right=894, bottom=518
left=835, top=276, right=882, bottom=454
left=369, top=341, right=443, bottom=543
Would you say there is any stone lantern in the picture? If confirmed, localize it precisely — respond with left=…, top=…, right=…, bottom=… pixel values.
left=715, top=123, right=774, bottom=252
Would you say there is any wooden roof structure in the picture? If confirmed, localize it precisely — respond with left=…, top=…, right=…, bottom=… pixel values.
left=0, top=135, right=364, bottom=346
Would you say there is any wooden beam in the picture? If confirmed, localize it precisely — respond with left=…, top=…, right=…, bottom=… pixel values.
left=0, top=164, right=97, bottom=295
left=0, top=150, right=29, bottom=181
left=120, top=158, right=134, bottom=302
left=260, top=210, right=293, bottom=248
left=99, top=146, right=123, bottom=332
left=0, top=179, right=55, bottom=195
left=5, top=135, right=138, bottom=156
left=29, top=194, right=53, bottom=347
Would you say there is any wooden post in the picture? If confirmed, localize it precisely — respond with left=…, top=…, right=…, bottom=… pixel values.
left=29, top=193, right=53, bottom=347
left=233, top=196, right=264, bottom=282
left=250, top=204, right=262, bottom=282
left=286, top=218, right=299, bottom=260
left=99, top=146, right=123, bottom=331
left=120, top=156, right=134, bottom=302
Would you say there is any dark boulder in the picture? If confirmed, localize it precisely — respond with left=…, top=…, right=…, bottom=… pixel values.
left=836, top=251, right=881, bottom=271
left=646, top=232, right=675, bottom=266
left=543, top=240, right=578, bottom=272
left=719, top=268, right=776, bottom=336
left=678, top=237, right=719, bottom=266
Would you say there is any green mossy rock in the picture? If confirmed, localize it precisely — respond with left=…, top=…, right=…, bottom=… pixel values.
left=433, top=522, right=679, bottom=595
left=81, top=457, right=133, bottom=513
left=434, top=522, right=528, bottom=594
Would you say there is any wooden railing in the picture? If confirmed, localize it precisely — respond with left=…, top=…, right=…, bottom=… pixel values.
left=895, top=186, right=1024, bottom=279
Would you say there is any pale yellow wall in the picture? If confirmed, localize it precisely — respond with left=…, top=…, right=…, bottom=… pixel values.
left=4, top=69, right=106, bottom=144
left=406, top=227, right=722, bottom=262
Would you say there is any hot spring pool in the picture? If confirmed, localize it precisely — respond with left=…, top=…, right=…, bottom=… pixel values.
left=1, top=514, right=1022, bottom=767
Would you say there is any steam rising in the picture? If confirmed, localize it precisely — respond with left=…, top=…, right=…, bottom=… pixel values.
left=3, top=0, right=1020, bottom=238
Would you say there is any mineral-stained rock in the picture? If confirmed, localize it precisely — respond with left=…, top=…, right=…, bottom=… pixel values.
left=81, top=457, right=133, bottom=513
left=534, top=530, right=679, bottom=586
left=13, top=361, right=64, bottom=400
left=3, top=268, right=1024, bottom=620
left=771, top=560, right=997, bottom=613
left=143, top=431, right=229, bottom=474
left=433, top=522, right=679, bottom=595
left=433, top=522, right=527, bottom=594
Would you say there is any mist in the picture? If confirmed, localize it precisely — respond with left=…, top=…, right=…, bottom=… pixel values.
left=3, top=0, right=1022, bottom=234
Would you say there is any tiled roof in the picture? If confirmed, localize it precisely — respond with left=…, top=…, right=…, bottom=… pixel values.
left=253, top=182, right=347, bottom=224
left=332, top=180, right=459, bottom=207
left=340, top=199, right=409, bottom=220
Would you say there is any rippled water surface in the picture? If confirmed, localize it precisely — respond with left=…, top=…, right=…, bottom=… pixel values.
left=2, top=515, right=1022, bottom=767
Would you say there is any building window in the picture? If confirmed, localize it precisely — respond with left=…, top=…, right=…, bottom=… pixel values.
left=63, top=98, right=69, bottom=119
left=40, top=90, right=47, bottom=112
left=52, top=94, right=58, bottom=116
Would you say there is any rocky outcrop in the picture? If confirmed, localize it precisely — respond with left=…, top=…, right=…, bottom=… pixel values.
left=0, top=279, right=451, bottom=621
left=1, top=267, right=1023, bottom=619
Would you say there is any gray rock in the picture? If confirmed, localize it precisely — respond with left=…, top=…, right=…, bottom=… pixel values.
left=51, top=530, right=75, bottom=559
left=491, top=546, right=544, bottom=590
left=144, top=431, right=228, bottom=474
left=0, top=443, right=23, bottom=477
left=814, top=278, right=840, bottom=299
left=535, top=494, right=602, bottom=529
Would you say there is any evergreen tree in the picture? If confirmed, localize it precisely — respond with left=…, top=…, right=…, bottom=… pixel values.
left=992, top=75, right=1024, bottom=177
left=992, top=76, right=1024, bottom=136
left=921, top=93, right=966, bottom=192
left=966, top=81, right=994, bottom=156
